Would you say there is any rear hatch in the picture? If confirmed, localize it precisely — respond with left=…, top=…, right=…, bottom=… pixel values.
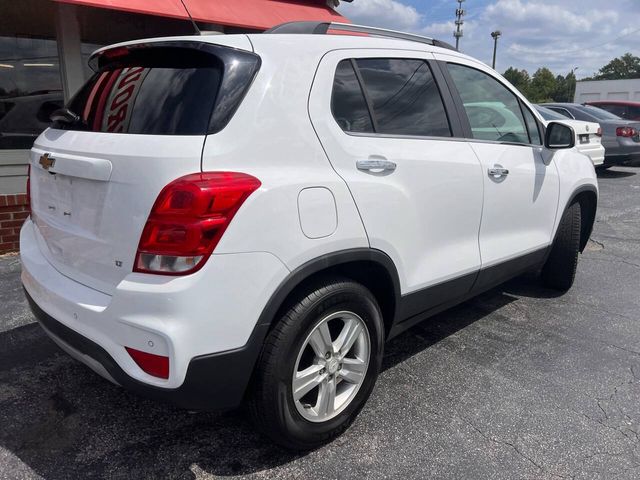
left=29, top=39, right=259, bottom=294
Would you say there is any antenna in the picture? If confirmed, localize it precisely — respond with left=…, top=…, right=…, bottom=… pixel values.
left=179, top=0, right=201, bottom=35
left=453, top=0, right=465, bottom=51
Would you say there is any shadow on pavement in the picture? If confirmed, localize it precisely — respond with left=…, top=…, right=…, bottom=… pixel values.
left=0, top=275, right=551, bottom=478
left=597, top=168, right=636, bottom=178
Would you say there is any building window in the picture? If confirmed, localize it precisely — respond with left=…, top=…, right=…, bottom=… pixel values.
left=0, top=36, right=64, bottom=149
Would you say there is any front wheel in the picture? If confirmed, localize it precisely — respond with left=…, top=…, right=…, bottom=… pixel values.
left=541, top=202, right=582, bottom=291
left=249, top=278, right=384, bottom=450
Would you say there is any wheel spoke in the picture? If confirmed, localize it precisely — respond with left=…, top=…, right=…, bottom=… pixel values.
left=308, top=322, right=333, bottom=358
left=293, top=364, right=325, bottom=401
left=339, top=357, right=367, bottom=384
left=335, top=318, right=363, bottom=356
left=316, top=376, right=336, bottom=416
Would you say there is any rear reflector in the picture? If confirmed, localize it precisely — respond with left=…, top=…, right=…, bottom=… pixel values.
left=616, top=126, right=637, bottom=137
left=125, top=347, right=169, bottom=379
left=134, top=172, right=261, bottom=275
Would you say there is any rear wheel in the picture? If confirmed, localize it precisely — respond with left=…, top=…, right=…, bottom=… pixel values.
left=249, top=278, right=384, bottom=450
left=541, top=202, right=582, bottom=291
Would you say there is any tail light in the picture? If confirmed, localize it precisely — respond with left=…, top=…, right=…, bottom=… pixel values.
left=596, top=127, right=602, bottom=137
left=616, top=126, right=637, bottom=137
left=125, top=347, right=169, bottom=379
left=134, top=172, right=260, bottom=275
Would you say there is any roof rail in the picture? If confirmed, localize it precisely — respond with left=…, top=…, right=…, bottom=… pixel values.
left=265, top=21, right=456, bottom=51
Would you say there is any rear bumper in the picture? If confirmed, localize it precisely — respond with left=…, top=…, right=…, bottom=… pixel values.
left=604, top=138, right=640, bottom=165
left=20, top=218, right=289, bottom=410
left=26, top=289, right=269, bottom=410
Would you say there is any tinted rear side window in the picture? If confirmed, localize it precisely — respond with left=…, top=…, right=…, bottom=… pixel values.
left=331, top=60, right=374, bottom=133
left=60, top=44, right=259, bottom=135
left=355, top=58, right=451, bottom=137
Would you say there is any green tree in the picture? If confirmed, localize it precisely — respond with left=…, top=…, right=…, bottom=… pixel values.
left=528, top=67, right=557, bottom=103
left=552, top=71, right=576, bottom=102
left=503, top=67, right=531, bottom=96
left=593, top=53, right=640, bottom=80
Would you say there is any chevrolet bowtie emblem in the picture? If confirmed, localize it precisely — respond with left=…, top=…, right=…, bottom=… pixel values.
left=39, top=153, right=55, bottom=170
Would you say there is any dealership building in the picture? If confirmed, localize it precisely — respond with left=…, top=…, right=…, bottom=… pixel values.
left=0, top=0, right=348, bottom=252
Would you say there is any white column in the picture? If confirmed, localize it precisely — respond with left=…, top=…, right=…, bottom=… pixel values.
left=55, top=2, right=85, bottom=101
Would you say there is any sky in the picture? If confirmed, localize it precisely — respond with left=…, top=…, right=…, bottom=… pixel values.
left=337, top=0, right=640, bottom=78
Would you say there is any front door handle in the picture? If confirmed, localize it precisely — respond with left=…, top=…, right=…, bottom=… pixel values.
left=356, top=159, right=397, bottom=173
left=488, top=166, right=509, bottom=179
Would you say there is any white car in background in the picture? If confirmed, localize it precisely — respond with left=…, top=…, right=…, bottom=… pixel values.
left=535, top=105, right=605, bottom=167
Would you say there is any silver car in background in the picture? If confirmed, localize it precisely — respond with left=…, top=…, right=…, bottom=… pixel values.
left=541, top=103, right=640, bottom=168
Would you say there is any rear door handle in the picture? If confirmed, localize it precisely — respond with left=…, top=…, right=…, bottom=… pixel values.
left=488, top=166, right=509, bottom=178
left=356, top=159, right=397, bottom=173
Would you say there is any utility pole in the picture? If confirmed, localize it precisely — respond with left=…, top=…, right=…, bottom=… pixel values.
left=454, top=0, right=465, bottom=51
left=491, top=30, right=502, bottom=69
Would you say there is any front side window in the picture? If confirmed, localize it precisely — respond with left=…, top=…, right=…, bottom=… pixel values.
left=447, top=63, right=529, bottom=144
left=355, top=58, right=451, bottom=137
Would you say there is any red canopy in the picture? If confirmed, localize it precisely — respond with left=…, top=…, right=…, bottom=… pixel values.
left=55, top=0, right=348, bottom=30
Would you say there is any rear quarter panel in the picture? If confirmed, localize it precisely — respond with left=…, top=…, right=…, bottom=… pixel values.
left=200, top=37, right=369, bottom=270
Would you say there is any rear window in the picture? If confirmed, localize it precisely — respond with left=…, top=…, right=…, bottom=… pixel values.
left=58, top=43, right=259, bottom=135
left=580, top=105, right=622, bottom=121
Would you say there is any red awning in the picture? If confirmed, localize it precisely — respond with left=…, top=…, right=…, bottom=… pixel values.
left=55, top=0, right=348, bottom=30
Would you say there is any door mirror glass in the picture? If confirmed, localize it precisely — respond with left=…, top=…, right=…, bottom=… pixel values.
left=545, top=122, right=575, bottom=149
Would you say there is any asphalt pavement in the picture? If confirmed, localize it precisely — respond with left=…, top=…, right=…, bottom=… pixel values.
left=1, top=166, right=640, bottom=479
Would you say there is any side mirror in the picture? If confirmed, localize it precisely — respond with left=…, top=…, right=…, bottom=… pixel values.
left=545, top=121, right=575, bottom=150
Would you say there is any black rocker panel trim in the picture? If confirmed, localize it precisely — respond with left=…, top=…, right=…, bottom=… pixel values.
left=396, top=271, right=478, bottom=326
left=388, top=246, right=550, bottom=338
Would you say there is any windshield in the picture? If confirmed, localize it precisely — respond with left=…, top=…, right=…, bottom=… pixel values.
left=579, top=104, right=623, bottom=121
left=535, top=105, right=566, bottom=121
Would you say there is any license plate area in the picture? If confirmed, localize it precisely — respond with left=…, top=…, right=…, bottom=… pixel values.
left=579, top=134, right=590, bottom=144
left=36, top=172, right=73, bottom=223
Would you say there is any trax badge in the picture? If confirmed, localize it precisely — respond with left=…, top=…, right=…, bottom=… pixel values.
left=39, top=153, right=55, bottom=170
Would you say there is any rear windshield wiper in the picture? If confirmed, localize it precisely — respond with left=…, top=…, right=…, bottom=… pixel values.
left=50, top=108, right=87, bottom=129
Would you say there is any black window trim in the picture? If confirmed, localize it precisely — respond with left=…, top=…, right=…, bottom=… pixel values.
left=330, top=56, right=461, bottom=140
left=517, top=98, right=543, bottom=146
left=439, top=60, right=545, bottom=148
left=349, top=59, right=379, bottom=132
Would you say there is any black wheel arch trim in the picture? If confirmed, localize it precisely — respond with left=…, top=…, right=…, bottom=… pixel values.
left=254, top=248, right=402, bottom=330
left=562, top=184, right=598, bottom=252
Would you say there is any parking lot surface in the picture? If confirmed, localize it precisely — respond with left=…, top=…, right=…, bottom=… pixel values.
left=2, top=166, right=640, bottom=480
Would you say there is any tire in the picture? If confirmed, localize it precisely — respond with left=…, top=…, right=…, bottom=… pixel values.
left=541, top=202, right=581, bottom=291
left=249, top=277, right=384, bottom=450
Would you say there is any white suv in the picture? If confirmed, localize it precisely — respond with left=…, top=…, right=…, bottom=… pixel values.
left=21, top=22, right=598, bottom=449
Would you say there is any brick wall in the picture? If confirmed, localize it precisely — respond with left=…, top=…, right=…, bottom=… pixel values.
left=0, top=194, right=29, bottom=254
